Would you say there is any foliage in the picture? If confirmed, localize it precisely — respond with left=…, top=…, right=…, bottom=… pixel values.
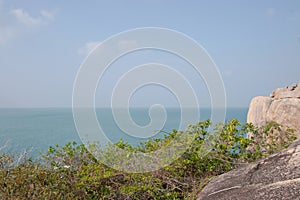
left=0, top=120, right=296, bottom=199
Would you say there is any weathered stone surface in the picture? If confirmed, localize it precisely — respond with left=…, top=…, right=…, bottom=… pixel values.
left=247, top=96, right=272, bottom=126
left=270, top=82, right=300, bottom=99
left=267, top=98, right=300, bottom=132
left=197, top=139, right=300, bottom=200
left=247, top=83, right=300, bottom=137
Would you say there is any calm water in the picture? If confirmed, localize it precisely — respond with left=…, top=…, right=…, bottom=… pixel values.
left=0, top=108, right=248, bottom=158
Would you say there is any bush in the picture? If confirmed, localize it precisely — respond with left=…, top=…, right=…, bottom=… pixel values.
left=0, top=120, right=296, bottom=199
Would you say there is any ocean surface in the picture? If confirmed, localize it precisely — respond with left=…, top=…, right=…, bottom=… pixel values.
left=0, top=108, right=248, bottom=158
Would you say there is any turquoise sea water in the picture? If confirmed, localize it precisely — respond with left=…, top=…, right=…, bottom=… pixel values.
left=0, top=108, right=248, bottom=158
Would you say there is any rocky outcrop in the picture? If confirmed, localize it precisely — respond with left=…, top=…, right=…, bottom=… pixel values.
left=270, top=83, right=300, bottom=99
left=197, top=83, right=300, bottom=200
left=247, top=82, right=300, bottom=137
left=197, top=138, right=300, bottom=200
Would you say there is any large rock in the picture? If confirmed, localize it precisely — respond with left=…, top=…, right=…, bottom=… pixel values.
left=197, top=83, right=300, bottom=199
left=197, top=138, right=300, bottom=200
left=247, top=82, right=300, bottom=136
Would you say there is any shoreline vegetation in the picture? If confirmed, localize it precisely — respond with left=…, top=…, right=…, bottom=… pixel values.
left=0, top=119, right=296, bottom=199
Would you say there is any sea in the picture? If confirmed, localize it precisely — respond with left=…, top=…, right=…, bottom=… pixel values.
left=0, top=108, right=248, bottom=158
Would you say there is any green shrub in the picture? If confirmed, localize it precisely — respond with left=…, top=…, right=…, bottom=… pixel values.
left=0, top=120, right=296, bottom=199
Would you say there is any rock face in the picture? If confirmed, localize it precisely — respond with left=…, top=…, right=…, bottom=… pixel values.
left=197, top=138, right=300, bottom=200
left=247, top=82, right=300, bottom=136
left=197, top=83, right=300, bottom=200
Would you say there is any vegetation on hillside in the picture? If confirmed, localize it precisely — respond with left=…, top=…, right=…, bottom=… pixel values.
left=0, top=120, right=296, bottom=199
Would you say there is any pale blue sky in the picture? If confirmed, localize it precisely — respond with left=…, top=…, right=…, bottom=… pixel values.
left=0, top=0, right=299, bottom=108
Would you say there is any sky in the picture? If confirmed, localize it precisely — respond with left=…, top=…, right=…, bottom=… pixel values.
left=0, top=0, right=299, bottom=108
